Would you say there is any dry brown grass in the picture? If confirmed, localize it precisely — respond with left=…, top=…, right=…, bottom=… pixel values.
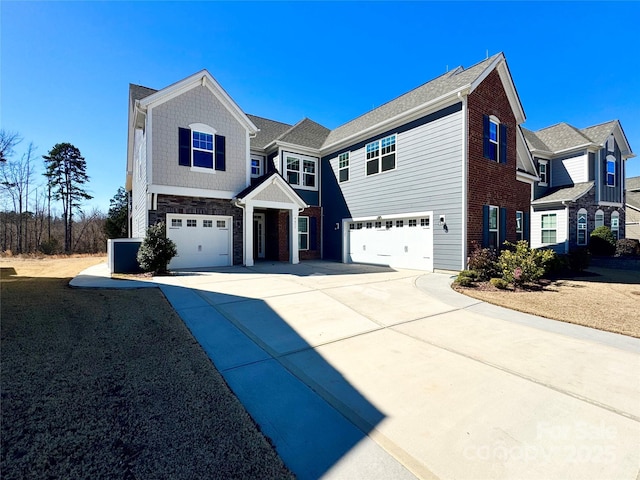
left=1, top=256, right=293, bottom=479
left=454, top=267, right=640, bottom=338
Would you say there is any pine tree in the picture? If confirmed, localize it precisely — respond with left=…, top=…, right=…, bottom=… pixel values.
left=104, top=186, right=128, bottom=238
left=43, top=143, right=92, bottom=253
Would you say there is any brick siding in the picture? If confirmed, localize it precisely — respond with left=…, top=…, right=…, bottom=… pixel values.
left=467, top=69, right=531, bottom=251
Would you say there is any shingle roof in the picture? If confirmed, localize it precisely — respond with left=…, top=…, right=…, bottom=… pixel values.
left=277, top=118, right=330, bottom=149
left=627, top=191, right=640, bottom=210
left=532, top=181, right=594, bottom=205
left=626, top=176, right=640, bottom=192
left=580, top=121, right=617, bottom=146
left=530, top=123, right=592, bottom=153
left=322, top=53, right=502, bottom=148
left=130, top=84, right=158, bottom=102
left=521, top=127, right=551, bottom=152
left=246, top=115, right=292, bottom=150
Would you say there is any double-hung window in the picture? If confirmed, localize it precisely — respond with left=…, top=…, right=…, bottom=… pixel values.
left=541, top=214, right=557, bottom=244
left=338, top=152, right=349, bottom=182
left=595, top=210, right=604, bottom=228
left=251, top=155, right=263, bottom=178
left=483, top=115, right=507, bottom=163
left=611, top=212, right=620, bottom=240
left=488, top=206, right=499, bottom=249
left=366, top=134, right=396, bottom=176
left=577, top=209, right=587, bottom=246
left=298, top=216, right=309, bottom=250
left=606, top=155, right=616, bottom=187
left=516, top=211, right=524, bottom=241
left=538, top=160, right=548, bottom=186
left=178, top=124, right=226, bottom=171
left=285, top=153, right=318, bottom=190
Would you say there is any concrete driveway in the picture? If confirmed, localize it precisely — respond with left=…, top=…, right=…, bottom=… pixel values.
left=74, top=261, right=640, bottom=479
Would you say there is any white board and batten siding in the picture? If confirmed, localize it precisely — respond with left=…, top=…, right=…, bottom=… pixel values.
left=530, top=207, right=568, bottom=253
left=166, top=214, right=233, bottom=269
left=331, top=108, right=464, bottom=271
left=132, top=128, right=149, bottom=238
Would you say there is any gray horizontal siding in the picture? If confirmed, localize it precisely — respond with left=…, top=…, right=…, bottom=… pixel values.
left=329, top=108, right=464, bottom=270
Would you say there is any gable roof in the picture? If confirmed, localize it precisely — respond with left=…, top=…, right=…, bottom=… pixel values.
left=322, top=52, right=522, bottom=150
left=528, top=123, right=592, bottom=153
left=130, top=84, right=158, bottom=103
left=580, top=120, right=618, bottom=146
left=532, top=181, right=594, bottom=205
left=234, top=170, right=307, bottom=208
left=627, top=191, right=640, bottom=210
left=626, top=176, right=640, bottom=192
left=247, top=114, right=292, bottom=150
left=276, top=118, right=330, bottom=150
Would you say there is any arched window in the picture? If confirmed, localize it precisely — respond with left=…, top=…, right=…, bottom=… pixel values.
left=595, top=209, right=604, bottom=228
left=577, top=208, right=588, bottom=246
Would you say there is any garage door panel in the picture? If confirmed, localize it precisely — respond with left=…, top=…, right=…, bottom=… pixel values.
left=346, top=215, right=433, bottom=271
left=167, top=214, right=232, bottom=269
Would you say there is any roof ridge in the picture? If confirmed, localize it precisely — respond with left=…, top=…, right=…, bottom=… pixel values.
left=580, top=119, right=617, bottom=130
left=275, top=117, right=307, bottom=141
left=246, top=113, right=292, bottom=127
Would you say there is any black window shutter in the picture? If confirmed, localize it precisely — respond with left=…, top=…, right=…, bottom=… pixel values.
left=499, top=124, right=507, bottom=164
left=499, top=207, right=507, bottom=246
left=309, top=217, right=317, bottom=250
left=178, top=128, right=191, bottom=166
left=215, top=135, right=226, bottom=171
left=482, top=115, right=490, bottom=159
left=482, top=205, right=489, bottom=248
left=523, top=212, right=530, bottom=243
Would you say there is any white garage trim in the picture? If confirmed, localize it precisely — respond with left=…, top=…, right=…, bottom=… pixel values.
left=342, top=211, right=434, bottom=272
left=166, top=213, right=233, bottom=269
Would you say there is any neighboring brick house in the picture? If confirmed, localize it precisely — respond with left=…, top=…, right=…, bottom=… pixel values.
left=625, top=176, right=640, bottom=241
left=125, top=53, right=540, bottom=271
left=523, top=121, right=635, bottom=253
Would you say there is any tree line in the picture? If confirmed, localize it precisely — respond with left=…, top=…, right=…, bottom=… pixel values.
left=1, top=130, right=127, bottom=255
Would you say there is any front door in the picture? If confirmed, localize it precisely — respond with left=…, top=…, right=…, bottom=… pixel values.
left=253, top=213, right=266, bottom=259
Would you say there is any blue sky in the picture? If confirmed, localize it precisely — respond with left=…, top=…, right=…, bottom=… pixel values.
left=2, top=1, right=639, bottom=213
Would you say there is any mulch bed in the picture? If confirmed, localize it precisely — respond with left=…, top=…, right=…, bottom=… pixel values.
left=1, top=274, right=294, bottom=479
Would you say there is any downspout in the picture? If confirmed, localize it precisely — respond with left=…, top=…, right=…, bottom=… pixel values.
left=459, top=90, right=469, bottom=270
left=562, top=200, right=569, bottom=254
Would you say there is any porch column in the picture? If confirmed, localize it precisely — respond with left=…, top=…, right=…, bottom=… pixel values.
left=289, top=208, right=299, bottom=264
left=245, top=203, right=254, bottom=266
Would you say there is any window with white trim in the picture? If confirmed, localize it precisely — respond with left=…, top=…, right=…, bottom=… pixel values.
left=489, top=206, right=499, bottom=249
left=541, top=214, right=557, bottom=244
left=538, top=160, right=548, bottom=186
left=251, top=155, right=263, bottom=178
left=611, top=211, right=619, bottom=240
left=595, top=210, right=604, bottom=228
left=577, top=209, right=587, bottom=246
left=285, top=154, right=318, bottom=190
left=606, top=155, right=616, bottom=187
left=179, top=123, right=225, bottom=172
left=187, top=219, right=197, bottom=228
left=516, top=211, right=524, bottom=241
left=171, top=218, right=182, bottom=228
left=366, top=134, right=396, bottom=176
left=488, top=119, right=499, bottom=161
left=338, top=152, right=349, bottom=183
left=203, top=220, right=213, bottom=228
left=298, top=216, right=309, bottom=250
left=192, top=131, right=214, bottom=168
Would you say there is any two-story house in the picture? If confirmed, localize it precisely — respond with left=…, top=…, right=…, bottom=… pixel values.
left=523, top=121, right=634, bottom=253
left=625, top=176, right=640, bottom=240
left=126, top=52, right=538, bottom=272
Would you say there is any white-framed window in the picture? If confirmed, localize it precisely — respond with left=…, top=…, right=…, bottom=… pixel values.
left=251, top=155, right=264, bottom=178
left=516, top=211, right=524, bottom=241
left=541, top=213, right=557, bottom=244
left=489, top=205, right=499, bottom=249
left=298, top=216, right=309, bottom=250
left=338, top=152, right=349, bottom=183
left=285, top=153, right=318, bottom=190
left=488, top=118, right=499, bottom=161
left=385, top=220, right=393, bottom=229
left=577, top=209, right=587, bottom=246
left=408, top=219, right=417, bottom=227
left=611, top=211, right=620, bottom=240
left=595, top=210, right=604, bottom=228
left=192, top=131, right=214, bottom=168
left=187, top=219, right=197, bottom=228
left=171, top=218, right=182, bottom=227
left=365, top=134, right=396, bottom=176
left=180, top=123, right=225, bottom=173
left=420, top=218, right=430, bottom=227
left=538, top=160, right=548, bottom=186
left=606, top=155, right=616, bottom=187
left=203, top=220, right=213, bottom=228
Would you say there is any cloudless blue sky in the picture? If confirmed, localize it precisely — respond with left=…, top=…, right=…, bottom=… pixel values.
left=2, top=1, right=639, bottom=213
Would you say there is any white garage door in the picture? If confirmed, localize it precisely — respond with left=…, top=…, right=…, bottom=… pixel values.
left=166, top=214, right=232, bottom=269
left=346, top=215, right=433, bottom=271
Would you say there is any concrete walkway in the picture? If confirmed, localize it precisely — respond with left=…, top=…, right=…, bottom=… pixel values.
left=72, top=261, right=640, bottom=479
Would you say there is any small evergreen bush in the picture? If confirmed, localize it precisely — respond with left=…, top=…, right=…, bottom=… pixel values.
left=137, top=221, right=177, bottom=274
left=497, top=241, right=555, bottom=287
left=615, top=238, right=640, bottom=257
left=455, top=276, right=474, bottom=287
left=589, top=226, right=616, bottom=256
left=490, top=278, right=509, bottom=290
left=458, top=270, right=479, bottom=280
left=467, top=242, right=499, bottom=281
